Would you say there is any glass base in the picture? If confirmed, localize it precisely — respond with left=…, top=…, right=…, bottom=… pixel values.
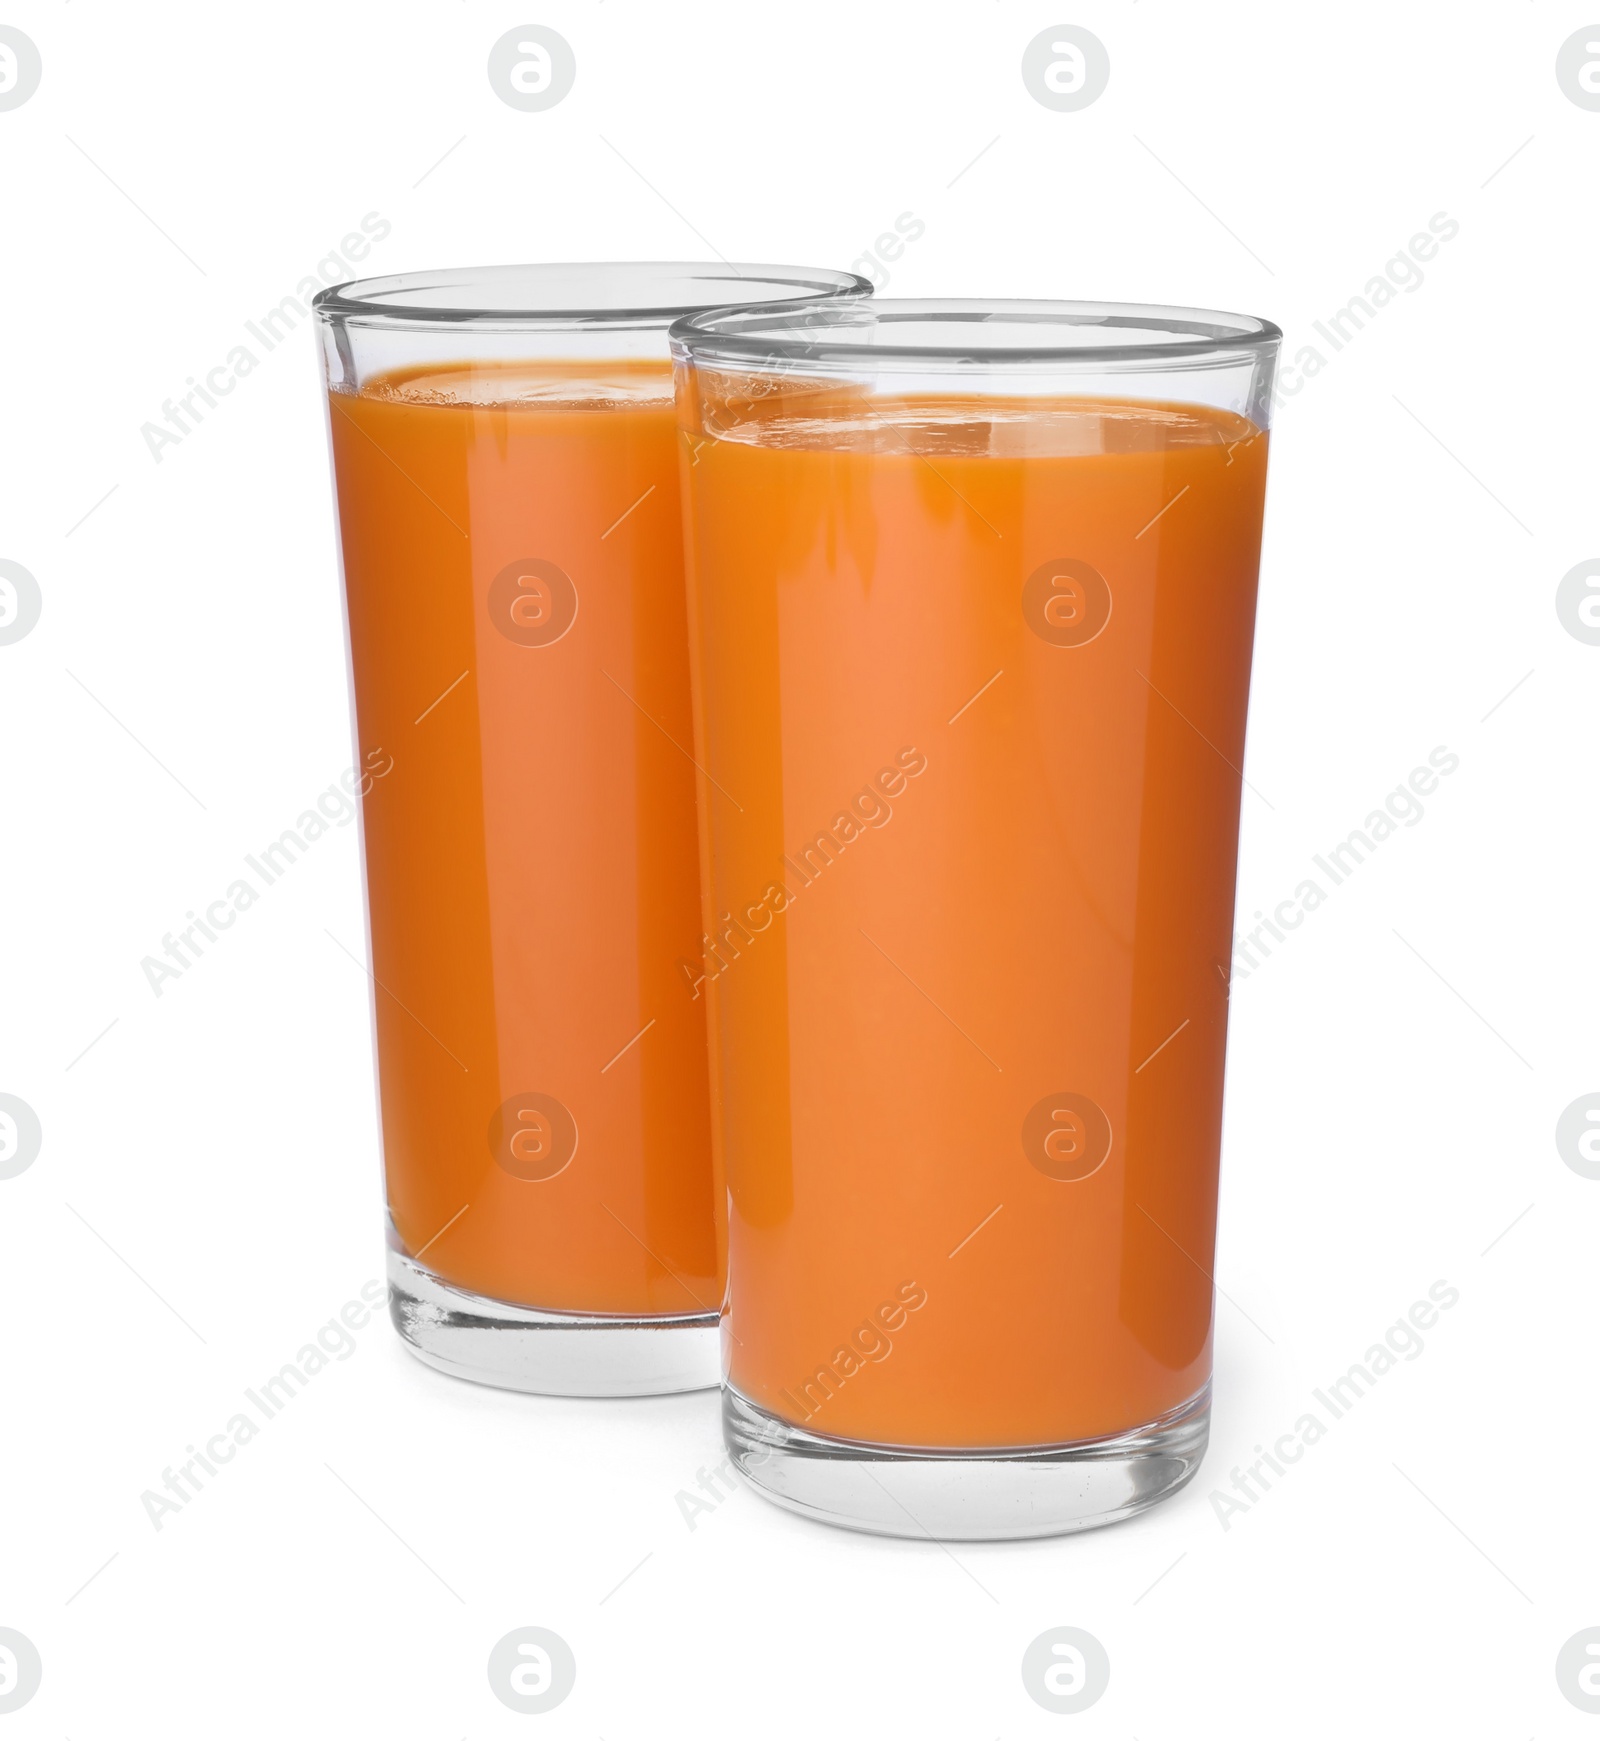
left=723, top=1380, right=1210, bottom=1540
left=387, top=1251, right=719, bottom=1397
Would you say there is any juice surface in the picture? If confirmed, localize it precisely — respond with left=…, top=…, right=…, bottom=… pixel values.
left=679, top=388, right=1268, bottom=1448
left=329, top=359, right=717, bottom=1316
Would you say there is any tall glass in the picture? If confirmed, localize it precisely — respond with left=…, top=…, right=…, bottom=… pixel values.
left=672, top=300, right=1279, bottom=1532
left=314, top=265, right=869, bottom=1397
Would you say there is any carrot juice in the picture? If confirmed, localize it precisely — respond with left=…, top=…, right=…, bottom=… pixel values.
left=327, top=357, right=721, bottom=1319
left=676, top=326, right=1275, bottom=1468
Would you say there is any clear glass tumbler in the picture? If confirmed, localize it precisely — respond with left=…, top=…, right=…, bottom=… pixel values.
left=314, top=264, right=870, bottom=1397
left=671, top=300, right=1279, bottom=1532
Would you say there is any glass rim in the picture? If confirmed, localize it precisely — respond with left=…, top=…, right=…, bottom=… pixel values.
left=669, top=298, right=1283, bottom=368
left=310, top=262, right=873, bottom=332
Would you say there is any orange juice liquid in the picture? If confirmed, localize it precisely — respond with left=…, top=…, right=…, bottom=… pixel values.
left=329, top=360, right=717, bottom=1316
left=680, top=389, right=1267, bottom=1447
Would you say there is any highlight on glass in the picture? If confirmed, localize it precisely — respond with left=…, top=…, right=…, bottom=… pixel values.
left=313, top=263, right=871, bottom=1398
left=671, top=299, right=1280, bottom=1535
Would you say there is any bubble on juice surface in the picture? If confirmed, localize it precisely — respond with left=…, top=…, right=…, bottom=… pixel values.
left=354, top=362, right=672, bottom=411
left=701, top=394, right=1257, bottom=458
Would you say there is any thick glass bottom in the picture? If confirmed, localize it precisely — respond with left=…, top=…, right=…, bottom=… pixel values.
left=387, top=1250, right=719, bottom=1397
left=723, top=1380, right=1210, bottom=1540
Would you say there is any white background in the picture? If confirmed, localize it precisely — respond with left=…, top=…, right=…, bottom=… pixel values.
left=2, top=2, right=1596, bottom=1733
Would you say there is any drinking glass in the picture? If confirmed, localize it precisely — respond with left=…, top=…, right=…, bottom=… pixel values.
left=314, top=264, right=870, bottom=1396
left=671, top=299, right=1279, bottom=1531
